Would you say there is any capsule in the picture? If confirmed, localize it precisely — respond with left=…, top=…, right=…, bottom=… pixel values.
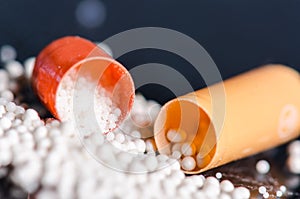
left=32, top=36, right=135, bottom=132
left=154, top=65, right=300, bottom=173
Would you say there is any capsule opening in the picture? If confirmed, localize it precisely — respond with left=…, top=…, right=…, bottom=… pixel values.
left=154, top=98, right=216, bottom=174
left=55, top=57, right=134, bottom=134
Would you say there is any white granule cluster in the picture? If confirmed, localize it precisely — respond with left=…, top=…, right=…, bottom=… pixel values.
left=56, top=68, right=120, bottom=135
left=287, top=140, right=300, bottom=174
left=109, top=94, right=161, bottom=154
left=0, top=46, right=256, bottom=199
left=166, top=129, right=212, bottom=172
left=0, top=94, right=252, bottom=199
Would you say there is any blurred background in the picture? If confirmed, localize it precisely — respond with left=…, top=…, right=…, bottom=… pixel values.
left=0, top=0, right=300, bottom=104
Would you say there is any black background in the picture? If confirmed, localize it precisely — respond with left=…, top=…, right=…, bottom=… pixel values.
left=0, top=0, right=300, bottom=103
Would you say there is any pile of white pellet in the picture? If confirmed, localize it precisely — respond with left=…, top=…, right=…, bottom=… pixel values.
left=0, top=44, right=297, bottom=199
left=56, top=68, right=121, bottom=134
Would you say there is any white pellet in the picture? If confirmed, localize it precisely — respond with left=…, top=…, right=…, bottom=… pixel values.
left=288, top=140, right=300, bottom=155
left=89, top=133, right=105, bottom=146
left=134, top=139, right=146, bottom=153
left=0, top=136, right=10, bottom=147
left=170, top=168, right=185, bottom=179
left=113, top=108, right=121, bottom=117
left=38, top=138, right=52, bottom=150
left=203, top=176, right=221, bottom=197
left=181, top=156, right=196, bottom=171
left=32, top=119, right=44, bottom=129
left=23, top=109, right=40, bottom=121
left=287, top=147, right=300, bottom=174
left=12, top=118, right=22, bottom=127
left=5, top=101, right=16, bottom=112
left=219, top=193, right=232, bottom=199
left=36, top=189, right=58, bottom=199
left=144, top=155, right=158, bottom=172
left=115, top=133, right=125, bottom=143
left=116, top=151, right=133, bottom=166
left=168, top=158, right=181, bottom=171
left=276, top=190, right=283, bottom=197
left=1, top=90, right=14, bottom=101
left=106, top=132, right=115, bottom=141
left=256, top=160, right=270, bottom=174
left=190, top=175, right=204, bottom=188
left=220, top=180, right=234, bottom=193
left=0, top=150, right=12, bottom=166
left=181, top=142, right=196, bottom=156
left=0, top=117, right=12, bottom=130
left=180, top=177, right=193, bottom=188
left=0, top=78, right=8, bottom=92
left=131, top=130, right=141, bottom=139
left=258, top=186, right=267, bottom=194
left=128, top=160, right=147, bottom=173
left=57, top=162, right=76, bottom=199
left=263, top=192, right=269, bottom=198
left=145, top=139, right=156, bottom=152
left=48, top=128, right=61, bottom=138
left=12, top=149, right=33, bottom=165
left=171, top=150, right=182, bottom=159
left=125, top=141, right=136, bottom=151
left=21, top=132, right=33, bottom=142
left=231, top=187, right=250, bottom=199
left=24, top=57, right=35, bottom=79
left=4, top=112, right=15, bottom=121
left=0, top=45, right=17, bottom=62
left=280, top=185, right=287, bottom=193
left=5, top=60, right=24, bottom=78
left=216, top=172, right=222, bottom=179
left=37, top=148, right=48, bottom=159
left=205, top=176, right=220, bottom=187
left=178, top=185, right=194, bottom=197
left=156, top=154, right=169, bottom=162
left=0, top=97, right=8, bottom=105
left=192, top=191, right=206, bottom=199
left=14, top=106, right=25, bottom=115
left=16, top=125, right=27, bottom=134
left=161, top=179, right=177, bottom=197
left=166, top=129, right=186, bottom=143
left=0, top=105, right=6, bottom=116
left=171, top=143, right=181, bottom=152
left=34, top=126, right=48, bottom=141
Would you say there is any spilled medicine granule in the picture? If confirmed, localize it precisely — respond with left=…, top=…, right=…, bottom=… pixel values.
left=55, top=68, right=121, bottom=135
